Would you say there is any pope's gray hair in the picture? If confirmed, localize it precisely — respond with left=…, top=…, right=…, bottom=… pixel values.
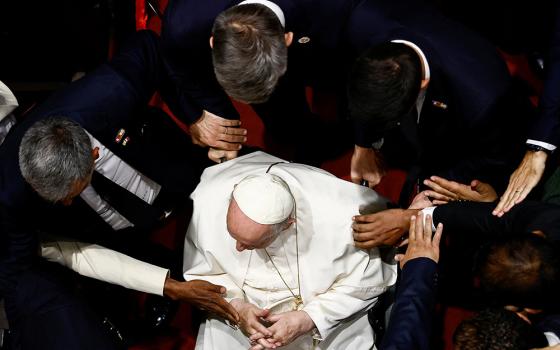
left=19, top=116, right=93, bottom=202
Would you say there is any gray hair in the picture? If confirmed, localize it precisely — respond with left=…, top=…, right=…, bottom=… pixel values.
left=19, top=116, right=93, bottom=202
left=212, top=3, right=287, bottom=104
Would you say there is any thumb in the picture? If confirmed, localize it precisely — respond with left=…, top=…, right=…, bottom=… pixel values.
left=266, top=314, right=282, bottom=323
left=471, top=179, right=483, bottom=192
left=394, top=254, right=404, bottom=261
left=256, top=308, right=270, bottom=317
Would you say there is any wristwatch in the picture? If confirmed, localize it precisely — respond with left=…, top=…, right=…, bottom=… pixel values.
left=526, top=143, right=552, bottom=154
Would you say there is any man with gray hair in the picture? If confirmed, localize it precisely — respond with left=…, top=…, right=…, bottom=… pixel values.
left=184, top=151, right=397, bottom=349
left=0, top=30, right=239, bottom=349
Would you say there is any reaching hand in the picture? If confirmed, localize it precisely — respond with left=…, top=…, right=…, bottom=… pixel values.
left=493, top=150, right=548, bottom=217
left=351, top=145, right=386, bottom=188
left=163, top=278, right=239, bottom=325
left=229, top=299, right=278, bottom=349
left=395, top=212, right=443, bottom=269
left=207, top=147, right=239, bottom=163
left=190, top=110, right=247, bottom=150
left=423, top=176, right=498, bottom=204
left=352, top=209, right=418, bottom=249
left=248, top=311, right=315, bottom=349
left=409, top=191, right=435, bottom=210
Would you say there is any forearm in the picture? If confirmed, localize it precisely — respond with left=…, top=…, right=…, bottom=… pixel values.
left=41, top=241, right=168, bottom=296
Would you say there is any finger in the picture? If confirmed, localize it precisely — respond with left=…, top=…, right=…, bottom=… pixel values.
left=415, top=212, right=424, bottom=242
left=432, top=223, right=443, bottom=248
left=352, top=221, right=380, bottom=234
left=220, top=125, right=247, bottom=135
left=394, top=254, right=404, bottom=261
left=431, top=176, right=463, bottom=193
left=423, top=179, right=458, bottom=199
left=432, top=200, right=449, bottom=205
left=423, top=190, right=453, bottom=202
left=250, top=332, right=267, bottom=341
left=256, top=338, right=277, bottom=349
left=354, top=239, right=381, bottom=249
left=213, top=140, right=243, bottom=151
left=249, top=344, right=264, bottom=350
left=214, top=117, right=242, bottom=127
left=265, top=313, right=282, bottom=323
left=515, top=185, right=533, bottom=205
left=423, top=214, right=433, bottom=241
left=352, top=230, right=378, bottom=242
left=398, top=238, right=409, bottom=247
left=352, top=213, right=379, bottom=224
left=408, top=215, right=417, bottom=242
left=220, top=133, right=247, bottom=143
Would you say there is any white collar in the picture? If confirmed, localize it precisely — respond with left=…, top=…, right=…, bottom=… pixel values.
left=391, top=39, right=430, bottom=81
left=0, top=80, right=18, bottom=122
left=237, top=0, right=285, bottom=28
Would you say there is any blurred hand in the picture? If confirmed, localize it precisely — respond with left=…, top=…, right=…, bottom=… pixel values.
left=163, top=278, right=239, bottom=325
left=351, top=145, right=386, bottom=188
left=248, top=311, right=315, bottom=349
left=352, top=209, right=418, bottom=249
left=493, top=150, right=547, bottom=217
left=423, top=176, right=498, bottom=204
left=395, top=212, right=443, bottom=269
left=190, top=110, right=247, bottom=150
left=230, top=299, right=277, bottom=349
left=208, top=147, right=239, bottom=163
left=409, top=191, right=435, bottom=210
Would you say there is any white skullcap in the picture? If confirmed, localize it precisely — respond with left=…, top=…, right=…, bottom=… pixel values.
left=232, top=173, right=294, bottom=224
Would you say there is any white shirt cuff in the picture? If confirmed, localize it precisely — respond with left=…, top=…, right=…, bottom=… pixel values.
left=526, top=139, right=557, bottom=151
left=421, top=206, right=437, bottom=232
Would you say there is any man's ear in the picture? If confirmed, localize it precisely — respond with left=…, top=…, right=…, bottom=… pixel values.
left=420, top=78, right=430, bottom=90
left=92, top=147, right=100, bottom=161
left=285, top=32, right=293, bottom=47
left=209, top=36, right=214, bottom=49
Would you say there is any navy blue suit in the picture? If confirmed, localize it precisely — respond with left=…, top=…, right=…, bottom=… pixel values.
left=381, top=258, right=438, bottom=350
left=0, top=30, right=202, bottom=349
left=346, top=0, right=531, bottom=193
left=528, top=3, right=560, bottom=147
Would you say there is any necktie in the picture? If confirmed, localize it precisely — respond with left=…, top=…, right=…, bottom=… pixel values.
left=90, top=171, right=164, bottom=230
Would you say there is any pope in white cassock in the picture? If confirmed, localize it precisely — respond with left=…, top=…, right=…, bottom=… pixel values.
left=183, top=151, right=397, bottom=349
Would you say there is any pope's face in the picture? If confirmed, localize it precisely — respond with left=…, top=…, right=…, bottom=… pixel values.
left=226, top=199, right=276, bottom=252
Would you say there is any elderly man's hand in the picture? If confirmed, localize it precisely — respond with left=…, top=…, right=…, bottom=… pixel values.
left=229, top=299, right=279, bottom=349
left=350, top=145, right=386, bottom=188
left=248, top=311, right=315, bottom=349
left=395, top=212, right=443, bottom=269
left=163, top=278, right=239, bottom=325
left=353, top=209, right=418, bottom=249
left=190, top=110, right=247, bottom=150
left=493, top=150, right=547, bottom=217
left=423, top=176, right=498, bottom=204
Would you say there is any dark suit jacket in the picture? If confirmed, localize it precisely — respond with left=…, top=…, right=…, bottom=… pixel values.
left=528, top=3, right=560, bottom=146
left=346, top=0, right=529, bottom=188
left=381, top=258, right=438, bottom=350
left=161, top=0, right=360, bottom=125
left=0, top=30, right=198, bottom=299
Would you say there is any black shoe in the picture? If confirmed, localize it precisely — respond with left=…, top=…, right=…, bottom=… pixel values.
left=144, top=295, right=179, bottom=330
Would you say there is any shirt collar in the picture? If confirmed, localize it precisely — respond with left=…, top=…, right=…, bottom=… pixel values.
left=391, top=39, right=430, bottom=81
left=237, top=0, right=285, bottom=28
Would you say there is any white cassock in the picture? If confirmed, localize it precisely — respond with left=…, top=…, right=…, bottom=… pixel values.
left=184, top=151, right=398, bottom=349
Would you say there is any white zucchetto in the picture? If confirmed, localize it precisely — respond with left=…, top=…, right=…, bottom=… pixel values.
left=232, top=173, right=294, bottom=224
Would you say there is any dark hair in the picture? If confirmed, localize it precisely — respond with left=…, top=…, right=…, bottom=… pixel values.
left=453, top=308, right=547, bottom=350
left=347, top=42, right=422, bottom=132
left=477, top=235, right=559, bottom=309
left=19, top=116, right=93, bottom=202
left=212, top=4, right=287, bottom=104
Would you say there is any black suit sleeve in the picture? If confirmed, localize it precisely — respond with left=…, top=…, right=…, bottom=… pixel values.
left=431, top=201, right=560, bottom=241
left=0, top=204, right=38, bottom=298
left=381, top=258, right=438, bottom=350
left=161, top=0, right=240, bottom=124
left=528, top=2, right=560, bottom=146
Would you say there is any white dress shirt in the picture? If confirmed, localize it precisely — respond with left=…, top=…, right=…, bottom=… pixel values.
left=41, top=134, right=169, bottom=296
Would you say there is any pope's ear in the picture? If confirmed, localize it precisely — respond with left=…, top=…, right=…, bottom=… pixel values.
left=209, top=36, right=214, bottom=49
